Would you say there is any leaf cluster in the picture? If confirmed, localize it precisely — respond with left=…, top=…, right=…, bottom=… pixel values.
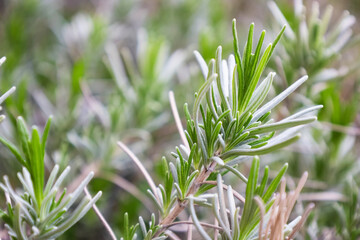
left=0, top=116, right=101, bottom=239
left=122, top=20, right=321, bottom=239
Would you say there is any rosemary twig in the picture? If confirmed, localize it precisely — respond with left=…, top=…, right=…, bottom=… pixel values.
left=117, top=141, right=160, bottom=202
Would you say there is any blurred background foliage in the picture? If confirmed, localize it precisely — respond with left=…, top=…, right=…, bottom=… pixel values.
left=0, top=0, right=359, bottom=239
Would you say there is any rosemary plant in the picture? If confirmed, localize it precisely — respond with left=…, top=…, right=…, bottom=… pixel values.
left=0, top=58, right=101, bottom=239
left=266, top=0, right=360, bottom=181
left=118, top=20, right=321, bottom=239
left=1, top=1, right=357, bottom=238
left=0, top=116, right=102, bottom=239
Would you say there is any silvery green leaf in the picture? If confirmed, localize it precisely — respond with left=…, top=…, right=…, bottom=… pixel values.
left=51, top=166, right=71, bottom=192
left=65, top=171, right=94, bottom=208
left=194, top=50, right=208, bottom=80
left=17, top=169, right=35, bottom=200
left=13, top=203, right=28, bottom=240
left=38, top=192, right=102, bottom=240
left=280, top=105, right=323, bottom=121
left=245, top=72, right=274, bottom=114
left=247, top=117, right=317, bottom=136
left=189, top=196, right=211, bottom=240
left=284, top=216, right=302, bottom=235
left=227, top=185, right=236, bottom=229
left=225, top=156, right=253, bottom=167
left=0, top=87, right=16, bottom=105
left=211, top=193, right=232, bottom=239
left=251, top=75, right=308, bottom=123
left=44, top=165, right=60, bottom=196
left=147, top=189, right=163, bottom=213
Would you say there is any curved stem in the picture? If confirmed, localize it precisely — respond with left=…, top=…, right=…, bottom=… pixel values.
left=169, top=91, right=189, bottom=150
left=117, top=141, right=160, bottom=202
left=84, top=187, right=117, bottom=240
left=97, top=171, right=155, bottom=211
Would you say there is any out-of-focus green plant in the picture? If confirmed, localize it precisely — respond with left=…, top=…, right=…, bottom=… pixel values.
left=333, top=179, right=360, bottom=239
left=104, top=30, right=187, bottom=131
left=268, top=0, right=359, bottom=193
left=64, top=28, right=189, bottom=175
left=54, top=27, right=190, bottom=238
left=268, top=0, right=360, bottom=183
left=269, top=0, right=360, bottom=84
left=268, top=1, right=360, bottom=238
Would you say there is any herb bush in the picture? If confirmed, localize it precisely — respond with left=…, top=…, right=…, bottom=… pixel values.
left=0, top=0, right=359, bottom=239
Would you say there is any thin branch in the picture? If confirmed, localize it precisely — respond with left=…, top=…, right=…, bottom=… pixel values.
left=169, top=91, right=189, bottom=150
left=97, top=171, right=154, bottom=211
left=117, top=141, right=159, bottom=202
left=186, top=217, right=193, bottom=240
left=286, top=172, right=308, bottom=221
left=213, top=215, right=219, bottom=240
left=84, top=187, right=117, bottom=240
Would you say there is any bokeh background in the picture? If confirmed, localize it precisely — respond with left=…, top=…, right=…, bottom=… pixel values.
left=0, top=0, right=359, bottom=239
